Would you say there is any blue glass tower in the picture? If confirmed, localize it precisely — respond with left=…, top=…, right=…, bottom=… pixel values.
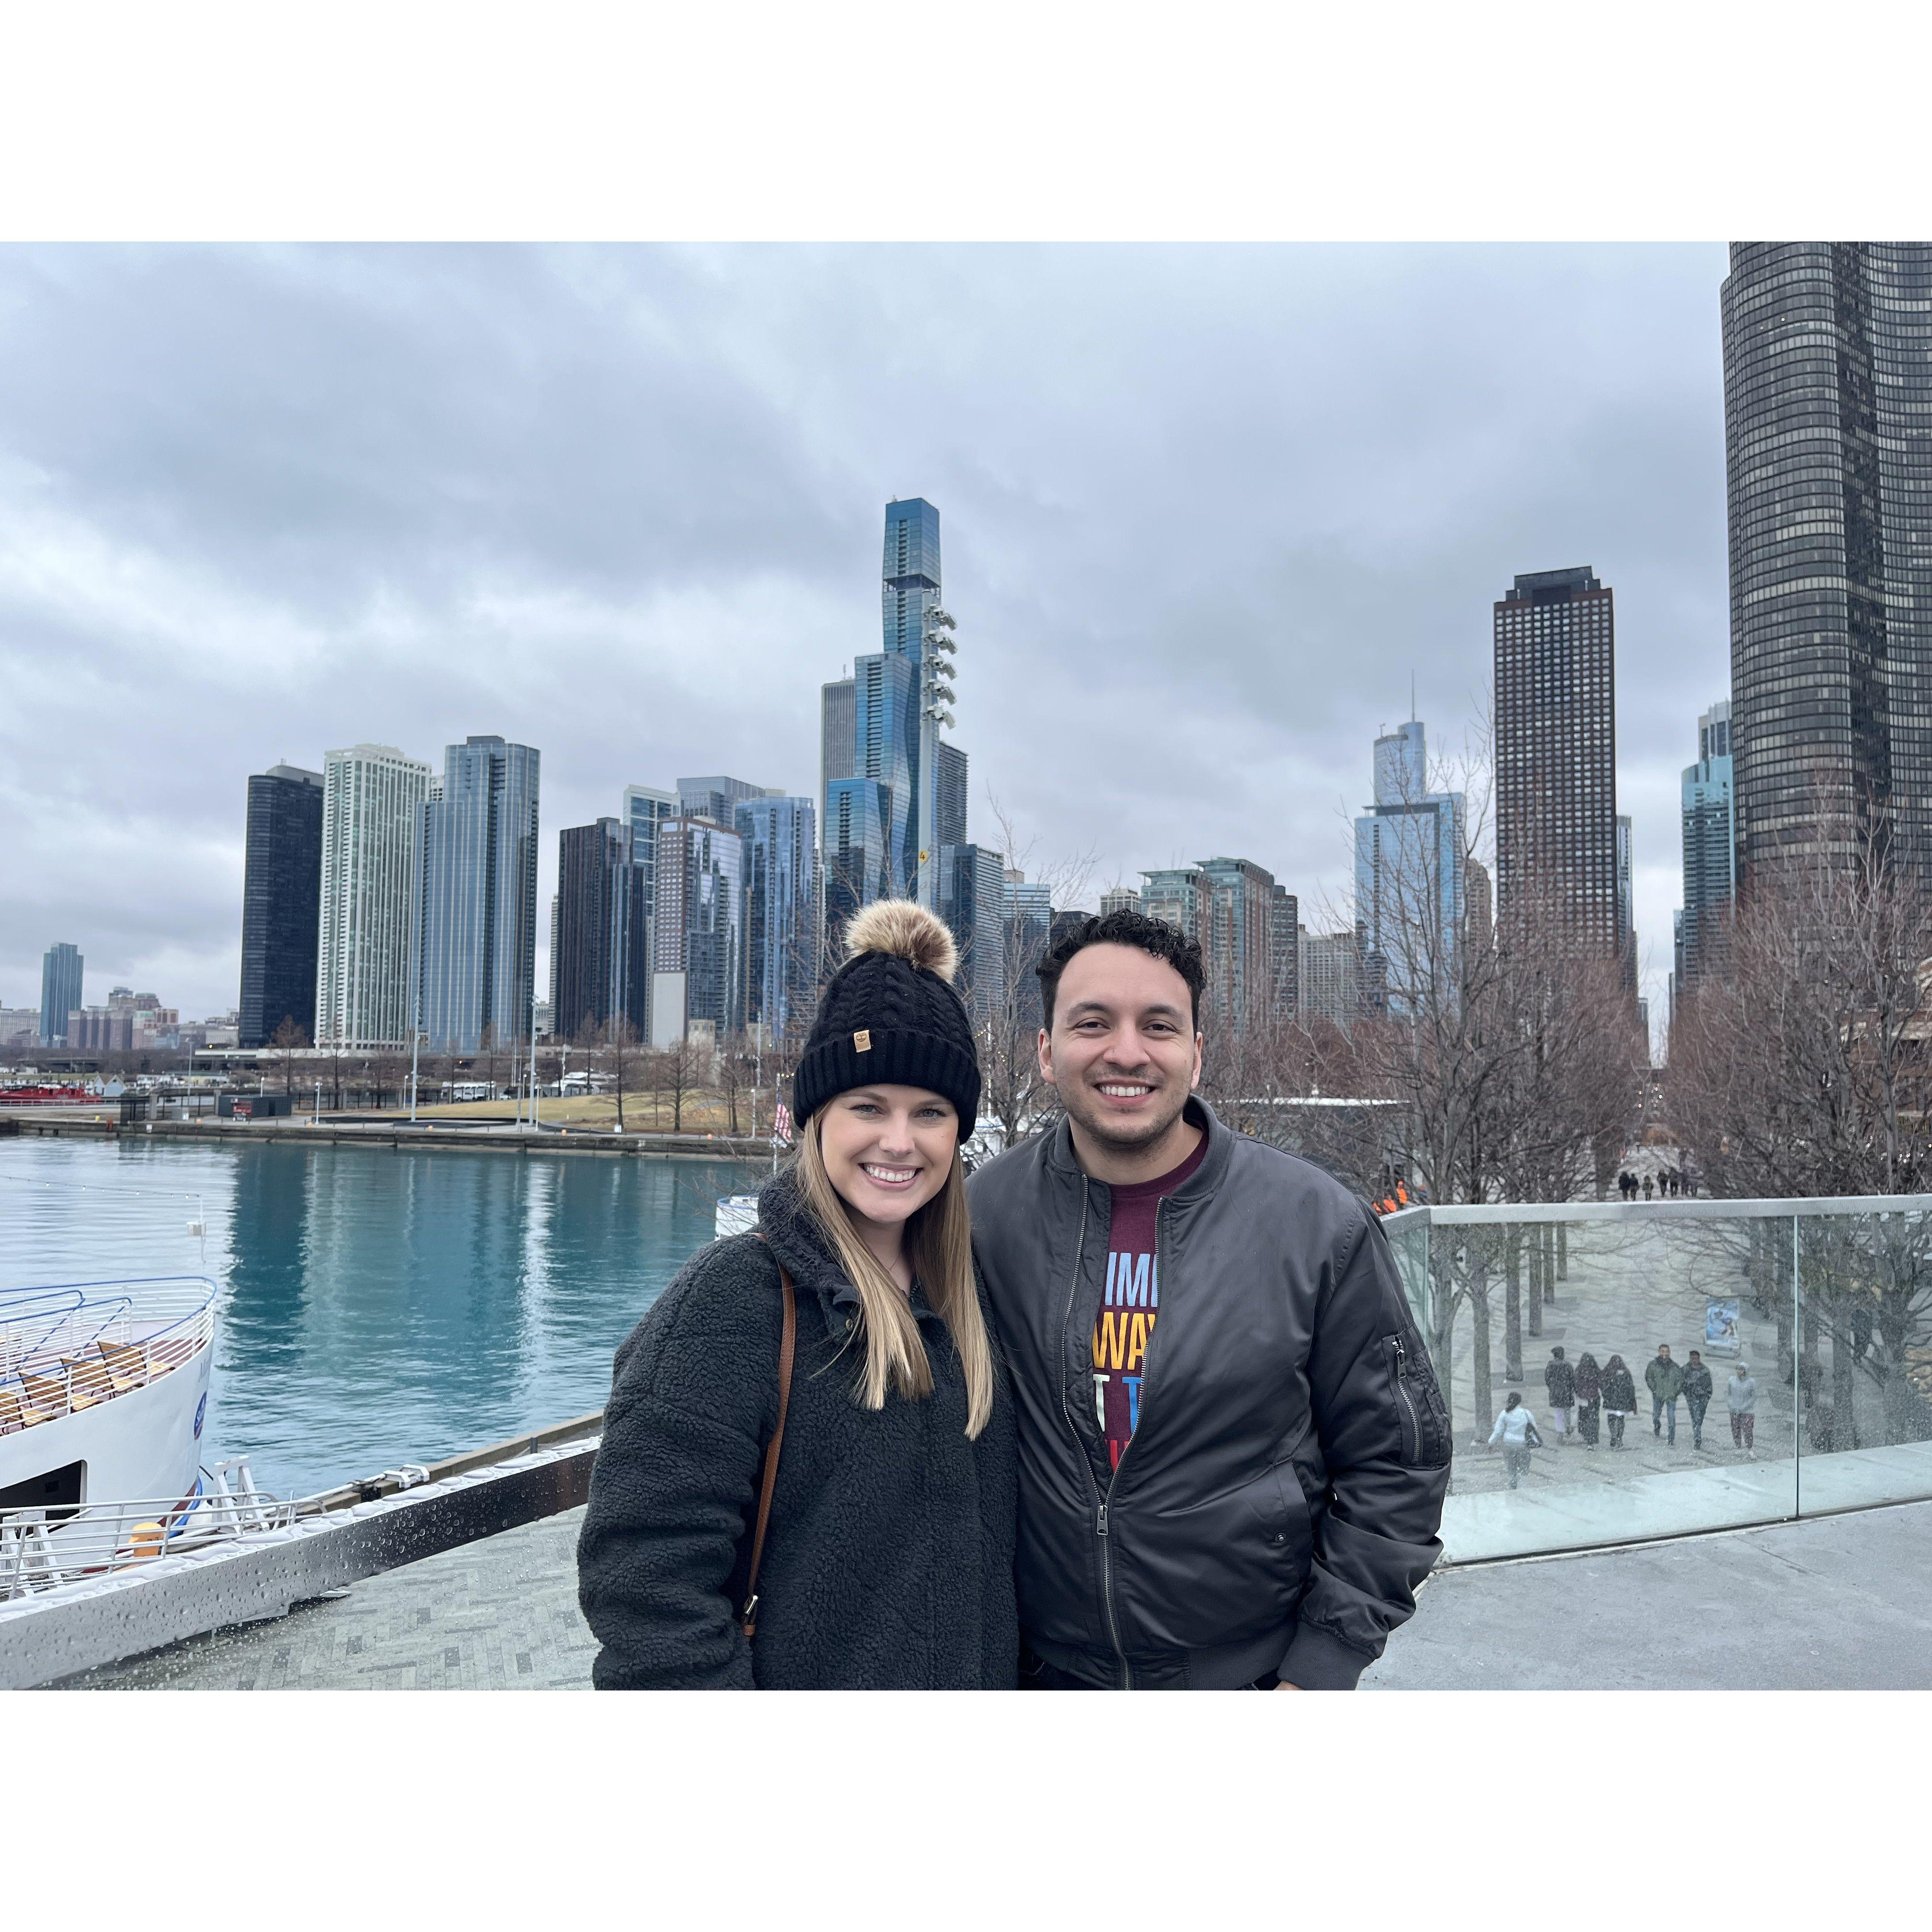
left=1679, top=700, right=1735, bottom=989
left=736, top=796, right=820, bottom=1040
left=1353, top=718, right=1466, bottom=1013
left=39, top=943, right=82, bottom=1046
left=418, top=736, right=541, bottom=1051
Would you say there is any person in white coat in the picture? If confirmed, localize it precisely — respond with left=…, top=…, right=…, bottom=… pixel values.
left=1727, top=1361, right=1759, bottom=1457
left=1488, top=1391, right=1541, bottom=1489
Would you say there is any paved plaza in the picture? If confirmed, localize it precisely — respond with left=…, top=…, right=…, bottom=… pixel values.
left=1365, top=1497, right=1932, bottom=1690
left=56, top=1492, right=1932, bottom=1691
left=62, top=1506, right=599, bottom=1690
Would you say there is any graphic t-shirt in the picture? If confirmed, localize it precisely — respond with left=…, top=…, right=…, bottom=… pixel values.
left=1092, top=1133, right=1208, bottom=1470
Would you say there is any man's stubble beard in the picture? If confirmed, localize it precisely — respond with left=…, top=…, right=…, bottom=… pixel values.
left=1058, top=1077, right=1192, bottom=1156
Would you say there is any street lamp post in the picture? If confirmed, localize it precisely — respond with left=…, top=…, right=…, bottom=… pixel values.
left=918, top=607, right=958, bottom=910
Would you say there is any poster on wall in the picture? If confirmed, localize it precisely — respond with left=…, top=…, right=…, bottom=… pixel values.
left=1704, top=1298, right=1741, bottom=1356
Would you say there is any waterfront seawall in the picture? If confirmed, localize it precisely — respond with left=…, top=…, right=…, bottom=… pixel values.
left=1, top=1114, right=778, bottom=1161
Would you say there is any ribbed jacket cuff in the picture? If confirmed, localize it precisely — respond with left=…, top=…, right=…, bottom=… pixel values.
left=1279, top=1622, right=1374, bottom=1691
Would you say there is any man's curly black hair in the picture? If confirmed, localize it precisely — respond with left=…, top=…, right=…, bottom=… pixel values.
left=1035, top=907, right=1206, bottom=1031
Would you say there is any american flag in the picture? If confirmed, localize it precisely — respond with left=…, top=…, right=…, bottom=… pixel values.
left=772, top=1102, right=794, bottom=1145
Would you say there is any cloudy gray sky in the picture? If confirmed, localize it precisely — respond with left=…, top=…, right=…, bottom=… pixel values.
left=0, top=243, right=1729, bottom=1038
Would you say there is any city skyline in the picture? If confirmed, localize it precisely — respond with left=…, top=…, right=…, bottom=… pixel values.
left=0, top=245, right=1735, bottom=1041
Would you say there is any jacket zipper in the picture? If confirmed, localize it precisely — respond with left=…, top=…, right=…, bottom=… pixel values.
left=1095, top=1197, right=1168, bottom=1691
left=1392, top=1335, right=1424, bottom=1462
left=1055, top=1183, right=1127, bottom=1684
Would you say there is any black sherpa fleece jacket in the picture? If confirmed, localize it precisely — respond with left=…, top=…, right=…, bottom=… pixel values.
left=576, top=1167, right=1019, bottom=1689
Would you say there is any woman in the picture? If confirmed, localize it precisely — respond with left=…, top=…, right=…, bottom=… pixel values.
left=1487, top=1391, right=1541, bottom=1489
left=1726, top=1360, right=1758, bottom=1457
left=1601, top=1354, right=1637, bottom=1449
left=1573, top=1349, right=1602, bottom=1448
left=576, top=901, right=1017, bottom=1689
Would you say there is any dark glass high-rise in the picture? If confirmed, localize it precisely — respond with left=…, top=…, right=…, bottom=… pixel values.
left=238, top=764, right=323, bottom=1048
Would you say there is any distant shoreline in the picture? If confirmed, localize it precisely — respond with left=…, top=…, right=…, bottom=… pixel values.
left=0, top=1113, right=777, bottom=1163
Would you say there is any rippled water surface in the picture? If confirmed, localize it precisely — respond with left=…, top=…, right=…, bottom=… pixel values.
left=0, top=1137, right=760, bottom=1496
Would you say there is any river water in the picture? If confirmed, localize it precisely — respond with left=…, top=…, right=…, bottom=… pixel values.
left=0, top=1136, right=761, bottom=1497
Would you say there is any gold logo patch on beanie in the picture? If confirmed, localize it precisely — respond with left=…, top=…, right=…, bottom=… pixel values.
left=853, top=1028, right=872, bottom=1052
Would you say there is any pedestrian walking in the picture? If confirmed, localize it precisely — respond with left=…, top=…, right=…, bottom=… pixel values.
left=1488, top=1392, right=1541, bottom=1489
left=1681, top=1349, right=1714, bottom=1449
left=1574, top=1350, right=1602, bottom=1447
left=1642, top=1175, right=1655, bottom=1201
left=1543, top=1346, right=1576, bottom=1445
left=1602, top=1355, right=1637, bottom=1448
left=1645, top=1342, right=1684, bottom=1445
left=1726, top=1361, right=1758, bottom=1456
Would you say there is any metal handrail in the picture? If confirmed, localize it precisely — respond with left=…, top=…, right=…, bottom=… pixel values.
left=0, top=1278, right=218, bottom=1431
left=1384, top=1194, right=1932, bottom=1229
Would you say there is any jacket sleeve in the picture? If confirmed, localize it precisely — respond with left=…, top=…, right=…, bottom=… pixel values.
left=575, top=1252, right=779, bottom=1690
left=1280, top=1211, right=1449, bottom=1692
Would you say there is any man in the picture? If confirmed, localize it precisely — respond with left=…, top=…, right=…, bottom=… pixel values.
left=967, top=908, right=1449, bottom=1691
left=1645, top=1342, right=1683, bottom=1446
left=1680, top=1348, right=1714, bottom=1450
left=1543, top=1346, right=1576, bottom=1446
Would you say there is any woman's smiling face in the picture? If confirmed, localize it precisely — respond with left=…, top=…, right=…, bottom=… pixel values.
left=816, top=1084, right=958, bottom=1230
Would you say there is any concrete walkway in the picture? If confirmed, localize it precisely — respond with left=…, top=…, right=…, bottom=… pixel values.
left=60, top=1496, right=1932, bottom=1691
left=1364, top=1497, right=1932, bottom=1690
left=61, top=1507, right=598, bottom=1690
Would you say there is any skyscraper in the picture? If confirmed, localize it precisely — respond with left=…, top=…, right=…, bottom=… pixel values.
left=1494, top=566, right=1620, bottom=955
left=1679, top=698, right=1736, bottom=989
left=555, top=817, right=646, bottom=1045
left=937, top=843, right=1005, bottom=1022
left=1002, top=870, right=1055, bottom=1031
left=652, top=816, right=745, bottom=1044
left=1353, top=717, right=1466, bottom=1012
left=39, top=943, right=82, bottom=1046
left=823, top=499, right=964, bottom=913
left=736, top=795, right=819, bottom=1040
left=1195, top=856, right=1281, bottom=1033
left=239, top=763, right=324, bottom=1048
left=1615, top=814, right=1636, bottom=993
left=1723, top=243, right=1932, bottom=884
left=417, top=736, right=541, bottom=1053
left=316, top=743, right=432, bottom=1049
left=1464, top=858, right=1494, bottom=955
left=823, top=775, right=892, bottom=944
left=678, top=775, right=781, bottom=830
left=851, top=648, right=919, bottom=898
left=1299, top=928, right=1363, bottom=1026
left=820, top=677, right=855, bottom=830
left=1099, top=886, right=1141, bottom=918
left=1142, top=861, right=1292, bottom=1031
left=936, top=741, right=969, bottom=850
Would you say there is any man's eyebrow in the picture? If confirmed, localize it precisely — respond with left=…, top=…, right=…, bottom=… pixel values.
left=1063, top=998, right=1187, bottom=1019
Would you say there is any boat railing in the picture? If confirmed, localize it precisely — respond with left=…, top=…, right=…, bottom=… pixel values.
left=0, top=1277, right=218, bottom=1436
left=0, top=1457, right=292, bottom=1599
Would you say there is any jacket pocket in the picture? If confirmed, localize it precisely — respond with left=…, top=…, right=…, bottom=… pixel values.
left=1382, top=1334, right=1450, bottom=1469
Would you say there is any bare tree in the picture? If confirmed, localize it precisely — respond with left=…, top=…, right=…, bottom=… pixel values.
left=650, top=1034, right=705, bottom=1134
left=1668, top=793, right=1932, bottom=1445
left=974, top=796, right=1097, bottom=1144
left=269, top=1015, right=308, bottom=1098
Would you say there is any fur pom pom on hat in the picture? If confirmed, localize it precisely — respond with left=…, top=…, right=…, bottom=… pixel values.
left=792, top=900, right=981, bottom=1138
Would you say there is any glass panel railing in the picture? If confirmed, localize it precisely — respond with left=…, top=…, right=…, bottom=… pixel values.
left=1794, top=1209, right=1932, bottom=1516
left=1417, top=1207, right=1802, bottom=1561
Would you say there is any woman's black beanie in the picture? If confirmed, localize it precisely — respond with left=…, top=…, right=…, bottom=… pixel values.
left=792, top=900, right=982, bottom=1139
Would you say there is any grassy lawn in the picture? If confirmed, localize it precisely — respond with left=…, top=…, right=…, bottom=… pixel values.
left=389, top=1090, right=767, bottom=1135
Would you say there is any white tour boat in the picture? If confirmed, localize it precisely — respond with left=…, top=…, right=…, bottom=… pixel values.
left=0, top=1276, right=218, bottom=1577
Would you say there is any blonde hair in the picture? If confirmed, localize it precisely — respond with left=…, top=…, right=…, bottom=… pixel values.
left=792, top=1101, right=994, bottom=1439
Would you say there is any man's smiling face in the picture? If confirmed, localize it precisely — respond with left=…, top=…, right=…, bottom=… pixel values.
left=1040, top=942, right=1202, bottom=1157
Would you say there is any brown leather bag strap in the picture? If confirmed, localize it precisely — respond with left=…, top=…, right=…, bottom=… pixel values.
left=740, top=1256, right=796, bottom=1640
